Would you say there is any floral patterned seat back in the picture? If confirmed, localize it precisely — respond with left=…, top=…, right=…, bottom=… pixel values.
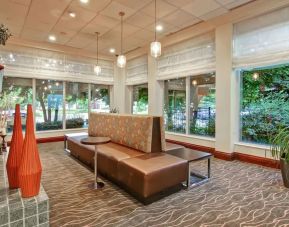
left=88, top=113, right=154, bottom=153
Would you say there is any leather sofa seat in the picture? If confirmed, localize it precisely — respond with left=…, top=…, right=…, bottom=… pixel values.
left=67, top=135, right=95, bottom=168
left=97, top=143, right=144, bottom=180
left=118, top=153, right=187, bottom=199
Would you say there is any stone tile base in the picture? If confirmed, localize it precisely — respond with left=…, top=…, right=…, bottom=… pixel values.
left=0, top=153, right=49, bottom=227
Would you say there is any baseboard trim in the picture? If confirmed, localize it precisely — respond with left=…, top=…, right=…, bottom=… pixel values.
left=214, top=150, right=234, bottom=161
left=7, top=136, right=65, bottom=146
left=166, top=139, right=214, bottom=153
left=166, top=139, right=280, bottom=169
left=234, top=152, right=280, bottom=169
left=36, top=136, right=65, bottom=144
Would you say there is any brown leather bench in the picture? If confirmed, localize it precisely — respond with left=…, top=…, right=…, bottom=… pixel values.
left=66, top=113, right=187, bottom=204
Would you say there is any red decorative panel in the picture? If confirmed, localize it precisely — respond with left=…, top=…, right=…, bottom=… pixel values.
left=6, top=104, right=24, bottom=189
left=18, top=104, right=42, bottom=198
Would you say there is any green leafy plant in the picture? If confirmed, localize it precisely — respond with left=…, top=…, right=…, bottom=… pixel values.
left=270, top=127, right=289, bottom=162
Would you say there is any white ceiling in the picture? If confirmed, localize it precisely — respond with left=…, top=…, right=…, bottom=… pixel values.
left=0, top=0, right=253, bottom=56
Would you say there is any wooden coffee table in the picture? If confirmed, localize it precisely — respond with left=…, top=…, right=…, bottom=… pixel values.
left=81, top=136, right=111, bottom=190
left=167, top=148, right=213, bottom=188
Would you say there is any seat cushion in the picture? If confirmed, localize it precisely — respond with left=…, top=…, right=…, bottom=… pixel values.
left=118, top=153, right=188, bottom=198
left=67, top=136, right=95, bottom=168
left=97, top=143, right=144, bottom=180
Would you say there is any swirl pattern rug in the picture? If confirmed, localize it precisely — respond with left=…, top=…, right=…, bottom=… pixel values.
left=39, top=142, right=289, bottom=227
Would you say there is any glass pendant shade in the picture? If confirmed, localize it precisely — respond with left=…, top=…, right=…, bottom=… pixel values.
left=94, top=65, right=101, bottom=75
left=117, top=54, right=126, bottom=68
left=150, top=41, right=161, bottom=58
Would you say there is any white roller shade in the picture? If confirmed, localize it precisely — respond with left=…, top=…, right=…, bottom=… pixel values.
left=233, top=7, right=289, bottom=68
left=126, top=55, right=148, bottom=85
left=157, top=32, right=215, bottom=80
left=0, top=45, right=114, bottom=84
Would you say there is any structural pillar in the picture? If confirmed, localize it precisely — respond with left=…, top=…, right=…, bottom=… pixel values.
left=215, top=23, right=239, bottom=155
left=147, top=55, right=164, bottom=116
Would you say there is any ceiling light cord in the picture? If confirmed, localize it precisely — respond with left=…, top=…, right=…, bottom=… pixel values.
left=121, top=13, right=123, bottom=54
left=96, top=32, right=99, bottom=64
left=154, top=0, right=157, bottom=41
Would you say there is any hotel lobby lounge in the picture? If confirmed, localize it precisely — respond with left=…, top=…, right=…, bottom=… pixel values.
left=1, top=0, right=289, bottom=226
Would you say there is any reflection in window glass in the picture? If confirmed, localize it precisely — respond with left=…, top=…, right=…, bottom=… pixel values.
left=241, top=64, right=289, bottom=144
left=189, top=73, right=215, bottom=137
left=65, top=82, right=88, bottom=129
left=90, top=84, right=110, bottom=112
left=132, top=84, right=148, bottom=114
left=36, top=79, right=63, bottom=131
left=164, top=78, right=186, bottom=134
left=1, top=77, right=32, bottom=133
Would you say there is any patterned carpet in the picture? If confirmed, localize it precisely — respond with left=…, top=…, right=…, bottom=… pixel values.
left=39, top=142, right=289, bottom=227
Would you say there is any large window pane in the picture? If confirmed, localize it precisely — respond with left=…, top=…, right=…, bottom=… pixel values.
left=36, top=79, right=63, bottom=131
left=132, top=84, right=148, bottom=114
left=65, top=82, right=88, bottom=129
left=1, top=77, right=32, bottom=133
left=164, top=78, right=186, bottom=134
left=90, top=84, right=110, bottom=112
left=189, top=74, right=216, bottom=137
left=241, top=64, right=289, bottom=144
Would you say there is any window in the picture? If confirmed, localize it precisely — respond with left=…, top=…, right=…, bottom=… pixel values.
left=189, top=74, right=215, bottom=137
left=164, top=78, right=186, bottom=134
left=240, top=64, right=289, bottom=144
left=1, top=77, right=32, bottom=133
left=132, top=84, right=148, bottom=114
left=90, top=84, right=110, bottom=113
left=36, top=79, right=63, bottom=131
left=65, top=82, right=88, bottom=129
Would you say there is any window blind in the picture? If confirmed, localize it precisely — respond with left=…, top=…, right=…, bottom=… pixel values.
left=157, top=32, right=215, bottom=80
left=233, top=7, right=289, bottom=68
left=126, top=55, right=148, bottom=85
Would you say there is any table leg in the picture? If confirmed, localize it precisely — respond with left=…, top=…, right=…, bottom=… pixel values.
left=208, top=158, right=211, bottom=178
left=186, top=163, right=191, bottom=189
left=88, top=145, right=104, bottom=190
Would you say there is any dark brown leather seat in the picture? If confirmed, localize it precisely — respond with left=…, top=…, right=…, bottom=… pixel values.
left=67, top=135, right=95, bottom=168
left=97, top=143, right=144, bottom=180
left=118, top=153, right=187, bottom=199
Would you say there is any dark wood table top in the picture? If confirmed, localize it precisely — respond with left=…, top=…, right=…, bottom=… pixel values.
left=166, top=148, right=213, bottom=162
left=80, top=136, right=111, bottom=145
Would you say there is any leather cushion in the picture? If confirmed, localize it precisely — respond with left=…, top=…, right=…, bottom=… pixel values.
left=97, top=143, right=144, bottom=180
left=118, top=153, right=188, bottom=198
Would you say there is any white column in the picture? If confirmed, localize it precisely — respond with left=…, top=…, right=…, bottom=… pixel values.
left=113, top=62, right=126, bottom=114
left=215, top=23, right=239, bottom=154
left=148, top=55, right=164, bottom=116
left=125, top=85, right=133, bottom=114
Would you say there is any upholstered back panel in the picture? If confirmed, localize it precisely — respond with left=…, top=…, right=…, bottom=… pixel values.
left=88, top=113, right=153, bottom=153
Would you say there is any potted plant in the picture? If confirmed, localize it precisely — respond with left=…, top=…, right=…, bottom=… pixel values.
left=270, top=127, right=289, bottom=188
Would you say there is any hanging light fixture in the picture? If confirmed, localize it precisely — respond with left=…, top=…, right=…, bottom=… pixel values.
left=94, top=32, right=101, bottom=75
left=150, top=0, right=161, bottom=58
left=117, top=12, right=126, bottom=68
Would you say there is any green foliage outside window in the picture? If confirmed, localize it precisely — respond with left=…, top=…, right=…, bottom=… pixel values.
left=241, top=64, right=289, bottom=144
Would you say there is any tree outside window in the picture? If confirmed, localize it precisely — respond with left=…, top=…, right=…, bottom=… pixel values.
left=65, top=82, right=88, bottom=129
left=164, top=78, right=186, bottom=134
left=189, top=73, right=215, bottom=137
left=36, top=79, right=63, bottom=131
left=0, top=77, right=32, bottom=132
left=241, top=64, right=289, bottom=144
left=132, top=84, right=148, bottom=114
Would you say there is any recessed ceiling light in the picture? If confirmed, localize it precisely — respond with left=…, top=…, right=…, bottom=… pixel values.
left=109, top=48, right=115, bottom=53
left=48, top=35, right=56, bottom=42
left=80, top=0, right=89, bottom=4
left=156, top=25, right=163, bottom=32
left=69, top=12, right=76, bottom=18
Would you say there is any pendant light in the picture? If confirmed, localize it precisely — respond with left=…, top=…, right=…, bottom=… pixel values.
left=117, top=12, right=126, bottom=68
left=94, top=32, right=101, bottom=75
left=150, top=0, right=161, bottom=58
